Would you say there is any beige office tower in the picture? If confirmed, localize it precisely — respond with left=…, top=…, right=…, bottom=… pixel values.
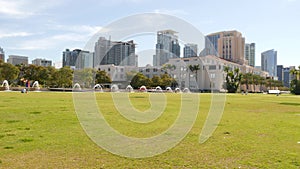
left=206, top=30, right=245, bottom=65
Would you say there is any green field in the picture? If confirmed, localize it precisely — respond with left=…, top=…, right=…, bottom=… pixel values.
left=0, top=92, right=299, bottom=168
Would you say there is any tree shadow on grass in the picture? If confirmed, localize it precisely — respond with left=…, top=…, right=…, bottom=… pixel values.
left=279, top=102, right=300, bottom=106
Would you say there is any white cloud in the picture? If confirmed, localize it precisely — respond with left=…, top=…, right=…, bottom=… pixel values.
left=0, top=31, right=35, bottom=38
left=3, top=23, right=102, bottom=52
left=0, top=0, right=68, bottom=18
left=0, top=0, right=34, bottom=18
left=10, top=33, right=88, bottom=50
left=50, top=24, right=102, bottom=36
left=154, top=9, right=189, bottom=16
left=8, top=32, right=93, bottom=51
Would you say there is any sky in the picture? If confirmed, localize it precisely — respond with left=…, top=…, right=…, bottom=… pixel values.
left=0, top=0, right=299, bottom=68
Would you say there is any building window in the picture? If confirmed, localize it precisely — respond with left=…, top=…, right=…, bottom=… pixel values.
left=209, top=65, right=216, bottom=70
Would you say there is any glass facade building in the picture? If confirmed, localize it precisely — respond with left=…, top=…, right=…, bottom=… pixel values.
left=261, top=49, right=277, bottom=78
left=245, top=43, right=255, bottom=67
left=153, top=30, right=180, bottom=66
left=183, top=43, right=198, bottom=58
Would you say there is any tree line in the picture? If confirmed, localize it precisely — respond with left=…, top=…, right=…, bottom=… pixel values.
left=0, top=61, right=112, bottom=88
left=0, top=61, right=176, bottom=89
left=224, top=66, right=300, bottom=95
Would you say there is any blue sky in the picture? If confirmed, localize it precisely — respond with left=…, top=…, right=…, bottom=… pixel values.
left=0, top=0, right=299, bottom=67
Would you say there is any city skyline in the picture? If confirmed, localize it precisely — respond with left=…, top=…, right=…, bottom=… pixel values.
left=0, top=0, right=299, bottom=67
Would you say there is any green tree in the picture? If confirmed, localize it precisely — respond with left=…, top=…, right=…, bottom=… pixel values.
left=130, top=73, right=148, bottom=89
left=241, top=73, right=253, bottom=92
left=53, top=67, right=73, bottom=88
left=74, top=68, right=96, bottom=88
left=126, top=70, right=138, bottom=82
left=162, top=64, right=176, bottom=73
left=0, top=62, right=20, bottom=84
left=224, top=66, right=242, bottom=93
left=151, top=75, right=162, bottom=87
left=45, top=66, right=57, bottom=88
left=160, top=73, right=173, bottom=89
left=290, top=66, right=300, bottom=95
left=95, top=70, right=111, bottom=84
left=38, top=66, right=52, bottom=87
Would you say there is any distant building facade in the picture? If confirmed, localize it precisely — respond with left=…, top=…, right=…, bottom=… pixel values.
left=32, top=58, right=52, bottom=67
left=95, top=64, right=137, bottom=88
left=277, top=65, right=283, bottom=81
left=153, top=30, right=180, bottom=66
left=261, top=49, right=277, bottom=78
left=139, top=65, right=166, bottom=79
left=94, top=37, right=137, bottom=67
left=245, top=43, right=255, bottom=67
left=167, top=55, right=268, bottom=92
left=76, top=51, right=94, bottom=69
left=63, top=49, right=94, bottom=69
left=279, top=66, right=296, bottom=87
left=0, top=47, right=4, bottom=62
left=183, top=43, right=198, bottom=58
left=7, top=55, right=28, bottom=66
left=205, top=30, right=245, bottom=64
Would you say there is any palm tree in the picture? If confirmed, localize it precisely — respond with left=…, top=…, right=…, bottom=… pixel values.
left=188, top=64, right=200, bottom=83
left=241, top=73, right=253, bottom=92
left=290, top=66, right=300, bottom=80
left=224, top=66, right=242, bottom=93
left=258, top=76, right=266, bottom=92
left=162, top=64, right=176, bottom=73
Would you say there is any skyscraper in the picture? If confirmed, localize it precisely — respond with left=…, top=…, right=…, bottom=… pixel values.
left=183, top=43, right=198, bottom=58
left=94, top=37, right=111, bottom=68
left=94, top=37, right=137, bottom=67
left=0, top=47, right=4, bottom=62
left=62, top=49, right=81, bottom=68
left=283, top=66, right=295, bottom=87
left=76, top=51, right=94, bottom=69
left=245, top=43, right=255, bottom=67
left=261, top=49, right=277, bottom=78
left=153, top=30, right=180, bottom=66
left=277, top=65, right=283, bottom=81
left=63, top=49, right=94, bottom=69
left=206, top=30, right=245, bottom=64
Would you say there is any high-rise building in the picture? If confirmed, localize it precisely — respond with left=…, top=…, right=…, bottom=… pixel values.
left=63, top=49, right=94, bottom=69
left=153, top=30, right=180, bottom=66
left=205, top=30, right=245, bottom=64
left=7, top=55, right=28, bottom=66
left=76, top=51, right=94, bottom=69
left=183, top=43, right=198, bottom=58
left=62, top=49, right=81, bottom=68
left=94, top=37, right=137, bottom=67
left=94, top=37, right=111, bottom=68
left=261, top=49, right=277, bottom=78
left=283, top=66, right=295, bottom=87
left=202, top=34, right=220, bottom=56
left=0, top=47, right=4, bottom=62
left=277, top=65, right=283, bottom=81
left=245, top=43, right=255, bottom=67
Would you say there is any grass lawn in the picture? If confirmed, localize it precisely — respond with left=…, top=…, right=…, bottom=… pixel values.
left=0, top=92, right=299, bottom=168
